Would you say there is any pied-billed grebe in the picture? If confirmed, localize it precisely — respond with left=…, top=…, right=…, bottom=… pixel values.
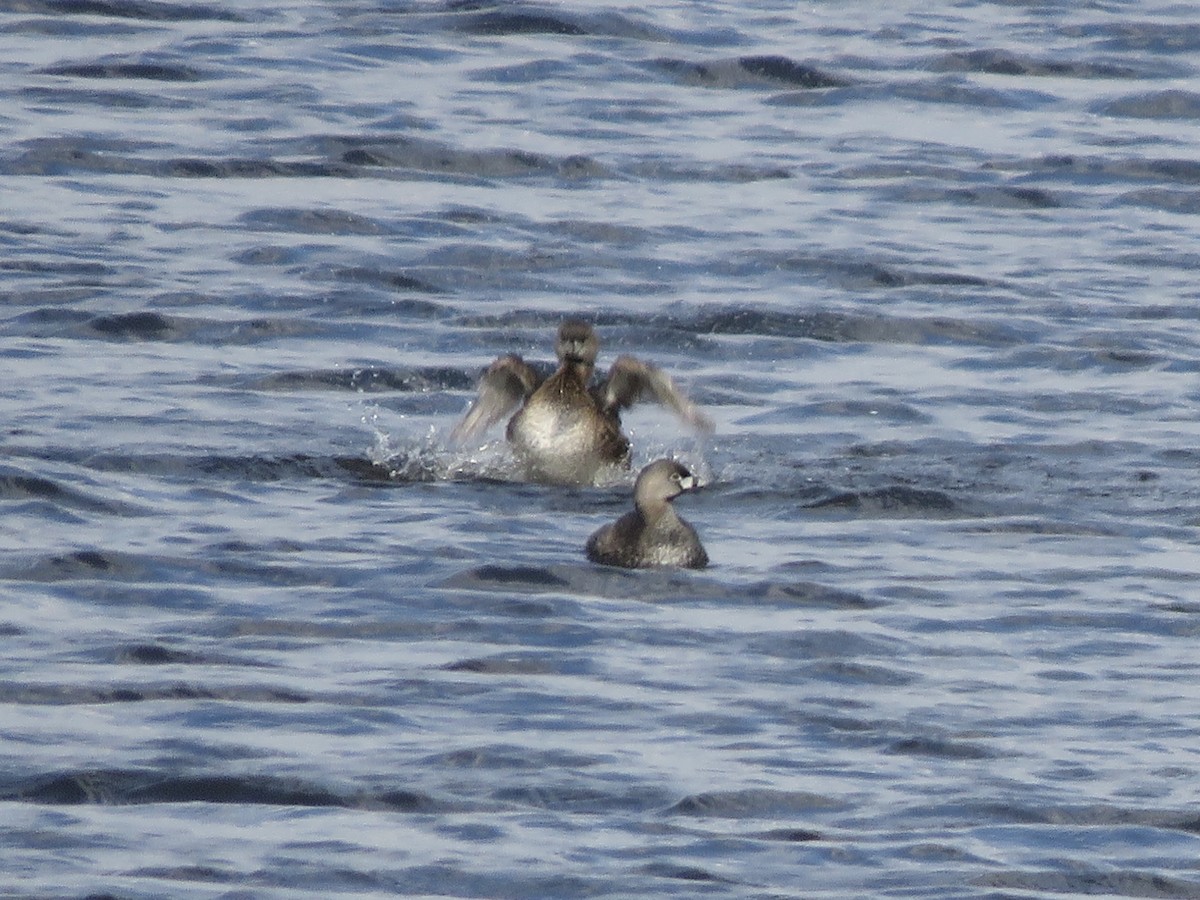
left=585, top=458, right=708, bottom=569
left=451, top=320, right=712, bottom=485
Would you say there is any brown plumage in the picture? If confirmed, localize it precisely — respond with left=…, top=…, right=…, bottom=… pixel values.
left=585, top=458, right=708, bottom=569
left=451, top=320, right=712, bottom=485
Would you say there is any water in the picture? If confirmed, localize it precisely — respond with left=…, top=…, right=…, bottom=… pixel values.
left=3, top=1, right=1200, bottom=896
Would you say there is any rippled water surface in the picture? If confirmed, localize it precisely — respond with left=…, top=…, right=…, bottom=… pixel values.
left=3, top=1, right=1200, bottom=897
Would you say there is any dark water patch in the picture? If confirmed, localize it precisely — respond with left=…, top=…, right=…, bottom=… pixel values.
left=471, top=57, right=576, bottom=84
left=1157, top=447, right=1200, bottom=465
left=441, top=565, right=573, bottom=592
left=638, top=862, right=735, bottom=884
left=442, top=564, right=870, bottom=609
left=332, top=455, right=424, bottom=483
left=10, top=306, right=300, bottom=344
left=545, top=218, right=650, bottom=247
left=7, top=309, right=95, bottom=334
left=49, top=450, right=405, bottom=484
left=442, top=653, right=572, bottom=676
left=121, top=864, right=231, bottom=887
left=0, top=468, right=143, bottom=517
left=973, top=868, right=1200, bottom=898
left=1158, top=601, right=1200, bottom=617
left=231, top=244, right=305, bottom=266
left=125, top=861, right=374, bottom=894
left=15, top=548, right=161, bottom=583
left=435, top=822, right=504, bottom=842
left=456, top=8, right=588, bottom=36
left=0, top=680, right=311, bottom=706
left=887, top=736, right=994, bottom=760
left=931, top=48, right=1140, bottom=79
left=448, top=5, right=667, bottom=42
left=239, top=207, right=390, bottom=236
left=248, top=366, right=473, bottom=394
left=802, top=711, right=880, bottom=737
left=446, top=311, right=716, bottom=359
left=424, top=744, right=602, bottom=771
left=494, top=597, right=562, bottom=618
left=4, top=771, right=350, bottom=808
left=332, top=133, right=610, bottom=181
left=988, top=154, right=1200, bottom=187
left=740, top=55, right=850, bottom=87
left=4, top=136, right=140, bottom=176
left=709, top=251, right=999, bottom=291
left=691, top=305, right=1020, bottom=348
left=202, top=453, right=422, bottom=484
left=230, top=618, right=443, bottom=644
left=627, top=159, right=792, bottom=183
left=495, top=783, right=668, bottom=814
left=1100, top=89, right=1200, bottom=120
left=14, top=0, right=249, bottom=22
left=0, top=257, right=114, bottom=278
left=439, top=204, right=503, bottom=225
left=1020, top=804, right=1200, bottom=832
left=773, top=78, right=1055, bottom=111
left=0, top=219, right=55, bottom=237
left=806, top=486, right=959, bottom=517
left=972, top=609, right=1196, bottom=641
left=167, top=157, right=361, bottom=178
left=451, top=308, right=602, bottom=331
left=1063, top=20, right=1200, bottom=55
left=993, top=344, right=1164, bottom=373
left=88, top=310, right=175, bottom=339
left=654, top=55, right=851, bottom=89
left=1100, top=154, right=1194, bottom=183
left=11, top=446, right=449, bottom=488
left=895, top=78, right=1058, bottom=110
left=765, top=86, right=865, bottom=109
left=738, top=581, right=878, bottom=611
left=795, top=398, right=933, bottom=425
left=409, top=243, right=603, bottom=290
left=1117, top=188, right=1200, bottom=213
left=748, top=629, right=901, bottom=662
left=711, top=400, right=815, bottom=431
left=371, top=788, right=445, bottom=813
left=949, top=184, right=1062, bottom=209
left=964, top=517, right=1122, bottom=538
left=207, top=556, right=356, bottom=590
left=834, top=160, right=973, bottom=182
left=1029, top=391, right=1168, bottom=417
left=196, top=448, right=463, bottom=487
left=442, top=564, right=835, bottom=607
left=875, top=181, right=1066, bottom=209
left=666, top=789, right=844, bottom=818
left=73, top=308, right=324, bottom=345
left=0, top=286, right=97, bottom=307
left=4, top=139, right=363, bottom=179
left=317, top=266, right=446, bottom=295
left=804, top=660, right=917, bottom=687
left=41, top=60, right=208, bottom=82
left=272, top=863, right=602, bottom=900
left=115, top=643, right=204, bottom=665
left=4, top=12, right=138, bottom=38
left=754, top=827, right=824, bottom=842
left=843, top=439, right=934, bottom=459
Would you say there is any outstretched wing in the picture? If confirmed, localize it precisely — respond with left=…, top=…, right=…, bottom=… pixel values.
left=450, top=354, right=542, bottom=445
left=599, top=355, right=714, bottom=433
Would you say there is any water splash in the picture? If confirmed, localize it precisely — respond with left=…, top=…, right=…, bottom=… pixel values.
left=363, top=412, right=524, bottom=483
